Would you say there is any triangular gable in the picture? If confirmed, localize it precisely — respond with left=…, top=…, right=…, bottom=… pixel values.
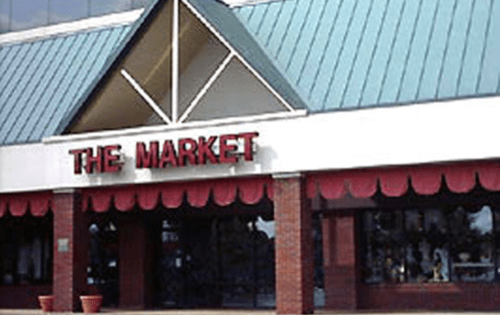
left=58, top=0, right=307, bottom=135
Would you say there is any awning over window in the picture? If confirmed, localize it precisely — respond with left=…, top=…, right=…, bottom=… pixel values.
left=307, top=161, right=500, bottom=199
left=81, top=177, right=274, bottom=212
left=0, top=191, right=52, bottom=217
left=2, top=161, right=500, bottom=217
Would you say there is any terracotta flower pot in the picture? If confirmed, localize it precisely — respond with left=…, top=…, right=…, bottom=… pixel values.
left=38, top=295, right=54, bottom=312
left=80, top=295, right=103, bottom=313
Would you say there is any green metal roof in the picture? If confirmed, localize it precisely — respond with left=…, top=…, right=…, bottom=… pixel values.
left=3, top=0, right=500, bottom=146
left=187, top=0, right=308, bottom=111
left=0, top=24, right=131, bottom=145
left=233, top=0, right=500, bottom=111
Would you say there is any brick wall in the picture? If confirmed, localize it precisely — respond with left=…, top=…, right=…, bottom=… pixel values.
left=274, top=175, right=314, bottom=314
left=322, top=211, right=357, bottom=310
left=52, top=190, right=89, bottom=312
left=0, top=284, right=51, bottom=309
left=359, top=283, right=500, bottom=310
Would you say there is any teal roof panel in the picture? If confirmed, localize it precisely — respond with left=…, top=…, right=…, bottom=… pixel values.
left=186, top=0, right=308, bottom=111
left=478, top=0, right=500, bottom=94
left=0, top=24, right=131, bottom=145
left=234, top=0, right=500, bottom=112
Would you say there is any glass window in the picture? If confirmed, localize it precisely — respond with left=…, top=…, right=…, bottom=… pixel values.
left=405, top=209, right=449, bottom=283
left=11, top=0, right=49, bottom=31
left=90, top=0, right=132, bottom=17
left=361, top=205, right=497, bottom=284
left=362, top=211, right=405, bottom=284
left=0, top=0, right=11, bottom=33
left=449, top=205, right=494, bottom=282
left=0, top=216, right=53, bottom=285
left=494, top=207, right=500, bottom=281
left=49, top=0, right=88, bottom=24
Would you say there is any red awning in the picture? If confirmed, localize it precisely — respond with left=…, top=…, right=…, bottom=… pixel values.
left=82, top=177, right=274, bottom=212
left=307, top=161, right=500, bottom=199
left=0, top=191, right=52, bottom=217
left=2, top=160, right=500, bottom=217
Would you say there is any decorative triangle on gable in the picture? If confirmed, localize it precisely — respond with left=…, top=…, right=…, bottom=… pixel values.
left=66, top=0, right=302, bottom=135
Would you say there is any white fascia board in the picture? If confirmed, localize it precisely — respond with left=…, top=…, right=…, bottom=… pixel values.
left=2, top=96, right=500, bottom=193
left=0, top=9, right=143, bottom=46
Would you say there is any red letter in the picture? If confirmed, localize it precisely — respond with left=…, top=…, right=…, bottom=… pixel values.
left=198, top=136, right=218, bottom=165
left=136, top=142, right=159, bottom=168
left=178, top=138, right=198, bottom=166
left=159, top=140, right=178, bottom=168
left=69, top=148, right=85, bottom=174
left=85, top=147, right=103, bottom=174
left=219, top=134, right=238, bottom=164
left=103, top=145, right=122, bottom=173
left=238, top=132, right=259, bottom=161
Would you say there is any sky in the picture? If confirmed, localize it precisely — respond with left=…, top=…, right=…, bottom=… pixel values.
left=0, top=0, right=149, bottom=32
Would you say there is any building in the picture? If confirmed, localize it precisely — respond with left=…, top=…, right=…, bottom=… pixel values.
left=1, top=0, right=500, bottom=313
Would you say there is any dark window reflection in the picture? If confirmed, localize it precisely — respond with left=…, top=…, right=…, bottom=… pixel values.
left=362, top=205, right=496, bottom=284
left=362, top=211, right=405, bottom=284
left=449, top=206, right=494, bottom=282
left=156, top=215, right=275, bottom=309
left=405, top=209, right=449, bottom=282
left=0, top=215, right=53, bottom=285
left=90, top=0, right=132, bottom=17
left=11, top=0, right=49, bottom=31
left=88, top=219, right=118, bottom=306
left=50, top=0, right=88, bottom=24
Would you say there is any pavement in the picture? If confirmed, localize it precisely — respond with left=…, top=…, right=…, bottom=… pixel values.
left=0, top=310, right=499, bottom=315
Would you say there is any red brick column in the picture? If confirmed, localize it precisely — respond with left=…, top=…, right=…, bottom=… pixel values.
left=118, top=215, right=155, bottom=309
left=322, top=211, right=357, bottom=310
left=274, top=174, right=314, bottom=314
left=52, top=189, right=89, bottom=312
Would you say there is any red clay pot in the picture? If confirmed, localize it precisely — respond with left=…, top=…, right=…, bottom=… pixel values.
left=80, top=295, right=103, bottom=313
left=38, top=295, right=54, bottom=312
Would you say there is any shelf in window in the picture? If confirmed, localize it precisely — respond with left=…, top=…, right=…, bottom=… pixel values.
left=452, top=262, right=494, bottom=268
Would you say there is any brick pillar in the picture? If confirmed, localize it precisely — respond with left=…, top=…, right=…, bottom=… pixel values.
left=52, top=189, right=89, bottom=312
left=118, top=215, right=155, bottom=309
left=322, top=211, right=357, bottom=310
left=274, top=174, right=314, bottom=314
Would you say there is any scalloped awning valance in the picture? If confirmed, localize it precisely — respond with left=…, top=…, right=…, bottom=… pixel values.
left=2, top=161, right=500, bottom=217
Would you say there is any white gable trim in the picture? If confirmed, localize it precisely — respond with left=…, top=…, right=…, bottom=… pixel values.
left=121, top=69, right=173, bottom=124
left=179, top=51, right=236, bottom=123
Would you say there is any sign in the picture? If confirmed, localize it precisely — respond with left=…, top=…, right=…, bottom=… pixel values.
left=57, top=238, right=69, bottom=252
left=69, top=132, right=259, bottom=175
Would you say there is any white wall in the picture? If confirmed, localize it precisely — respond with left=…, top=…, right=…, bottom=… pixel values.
left=1, top=95, right=500, bottom=193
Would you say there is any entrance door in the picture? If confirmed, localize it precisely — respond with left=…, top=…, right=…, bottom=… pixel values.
left=156, top=214, right=275, bottom=309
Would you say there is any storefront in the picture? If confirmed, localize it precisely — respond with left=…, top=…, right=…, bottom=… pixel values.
left=1, top=0, right=500, bottom=314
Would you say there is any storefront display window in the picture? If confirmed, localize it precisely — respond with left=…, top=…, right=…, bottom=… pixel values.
left=362, top=205, right=497, bottom=284
left=449, top=206, right=494, bottom=282
left=0, top=215, right=53, bottom=285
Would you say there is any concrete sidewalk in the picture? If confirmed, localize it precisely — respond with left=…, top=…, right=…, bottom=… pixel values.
left=0, top=310, right=498, bottom=315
